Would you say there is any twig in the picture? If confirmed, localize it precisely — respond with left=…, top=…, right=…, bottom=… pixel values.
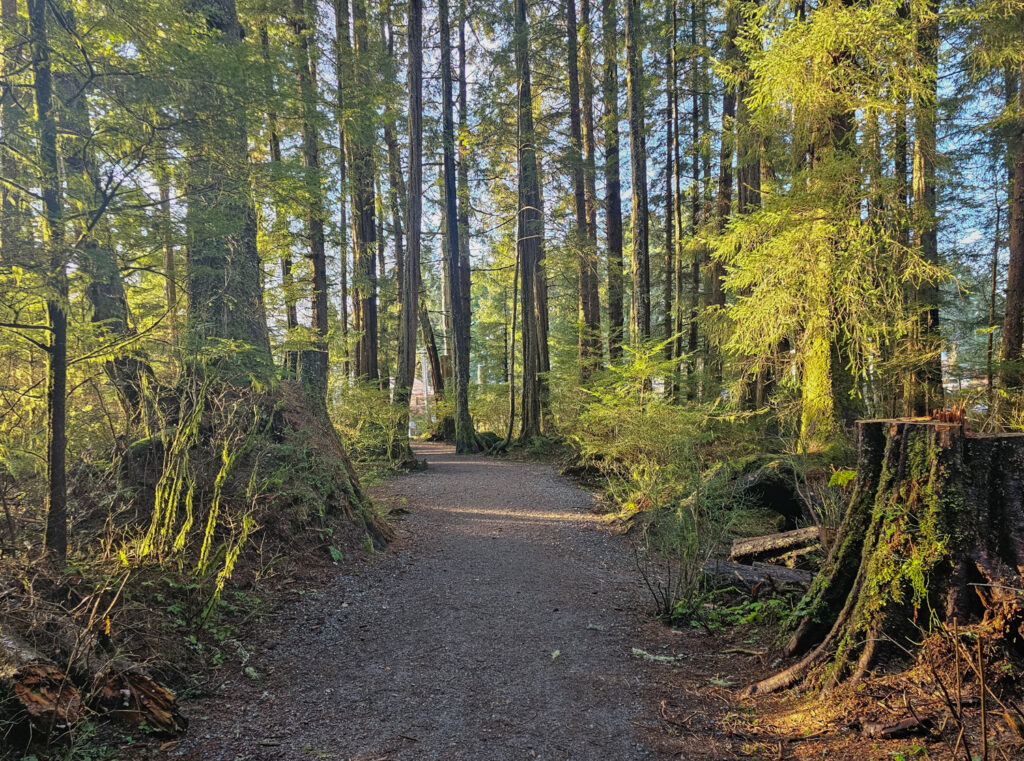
left=979, top=636, right=988, bottom=761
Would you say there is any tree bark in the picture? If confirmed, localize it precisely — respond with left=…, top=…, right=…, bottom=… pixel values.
left=515, top=0, right=544, bottom=439
left=440, top=0, right=477, bottom=452
left=1001, top=64, right=1024, bottom=390
left=260, top=24, right=299, bottom=375
left=348, top=0, right=379, bottom=381
left=626, top=0, right=650, bottom=344
left=601, top=0, right=624, bottom=361
left=289, top=0, right=330, bottom=406
left=0, top=0, right=25, bottom=267
left=747, top=419, right=1024, bottom=695
left=28, top=0, right=68, bottom=561
left=334, top=0, right=352, bottom=379
left=663, top=0, right=677, bottom=392
left=909, top=0, right=943, bottom=414
left=567, top=0, right=600, bottom=377
left=58, top=14, right=153, bottom=422
left=395, top=0, right=422, bottom=455
left=0, top=633, right=81, bottom=736
left=181, top=0, right=271, bottom=361
left=580, top=0, right=601, bottom=369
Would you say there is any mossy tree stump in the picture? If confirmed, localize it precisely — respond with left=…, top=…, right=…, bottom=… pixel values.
left=746, top=419, right=1024, bottom=695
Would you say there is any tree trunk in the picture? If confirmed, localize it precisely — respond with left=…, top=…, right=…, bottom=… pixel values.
left=747, top=419, right=1024, bottom=695
left=439, top=0, right=477, bottom=452
left=580, top=0, right=601, bottom=370
left=58, top=16, right=153, bottom=423
left=663, top=0, right=677, bottom=392
left=514, top=0, right=544, bottom=440
left=334, top=0, right=352, bottom=379
left=601, top=0, right=624, bottom=362
left=1, top=0, right=25, bottom=266
left=457, top=0, right=473, bottom=372
left=28, top=0, right=68, bottom=561
left=289, top=0, right=330, bottom=407
left=625, top=0, right=650, bottom=344
left=909, top=0, right=943, bottom=414
left=181, top=0, right=271, bottom=361
left=349, top=0, right=379, bottom=381
left=567, top=0, right=600, bottom=377
left=260, top=24, right=299, bottom=375
left=395, top=0, right=422, bottom=455
left=419, top=302, right=444, bottom=402
left=685, top=0, right=702, bottom=396
left=1001, top=64, right=1024, bottom=390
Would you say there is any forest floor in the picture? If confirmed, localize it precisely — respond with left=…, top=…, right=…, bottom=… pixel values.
left=143, top=442, right=930, bottom=761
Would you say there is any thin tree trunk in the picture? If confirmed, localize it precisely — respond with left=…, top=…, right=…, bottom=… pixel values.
left=28, top=0, right=67, bottom=560
left=56, top=9, right=152, bottom=422
left=709, top=1, right=736, bottom=383
left=440, top=0, right=476, bottom=452
left=626, top=0, right=650, bottom=343
left=910, top=0, right=943, bottom=413
left=334, top=0, right=352, bottom=379
left=0, top=0, right=24, bottom=266
left=686, top=0, right=701, bottom=395
left=567, top=0, right=600, bottom=376
left=457, top=0, right=473, bottom=369
left=514, top=0, right=544, bottom=439
left=261, top=24, right=299, bottom=374
left=395, top=0, right=422, bottom=454
left=289, top=0, right=330, bottom=405
left=349, top=0, right=379, bottom=380
left=156, top=149, right=179, bottom=340
left=601, top=0, right=624, bottom=361
left=1001, top=65, right=1024, bottom=390
left=580, top=0, right=601, bottom=367
left=419, top=302, right=444, bottom=402
left=663, top=0, right=676, bottom=393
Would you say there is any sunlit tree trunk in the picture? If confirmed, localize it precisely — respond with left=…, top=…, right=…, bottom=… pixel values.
left=58, top=16, right=152, bottom=421
left=909, top=0, right=943, bottom=414
left=1001, top=65, right=1024, bottom=390
left=0, top=0, right=24, bottom=266
left=626, top=0, right=650, bottom=343
left=395, top=0, right=422, bottom=451
left=601, top=0, right=624, bottom=361
left=567, top=0, right=600, bottom=376
left=260, top=24, right=299, bottom=375
left=440, top=0, right=477, bottom=451
left=662, top=0, right=677, bottom=395
left=181, top=0, right=271, bottom=360
left=515, top=0, right=544, bottom=439
left=580, top=0, right=601, bottom=368
left=349, top=0, right=379, bottom=380
left=457, top=0, right=473, bottom=371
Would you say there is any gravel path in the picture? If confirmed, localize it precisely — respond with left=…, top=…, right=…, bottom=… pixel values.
left=177, top=442, right=651, bottom=761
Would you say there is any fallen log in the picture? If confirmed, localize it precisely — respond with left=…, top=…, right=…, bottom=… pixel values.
left=745, top=419, right=1024, bottom=696
left=703, top=559, right=813, bottom=587
left=730, top=527, right=821, bottom=565
left=0, top=633, right=81, bottom=736
left=41, top=614, right=186, bottom=735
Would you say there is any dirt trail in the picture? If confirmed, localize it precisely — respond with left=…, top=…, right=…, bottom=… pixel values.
left=177, top=442, right=652, bottom=760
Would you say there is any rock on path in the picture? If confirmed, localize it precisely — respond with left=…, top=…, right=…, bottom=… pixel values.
left=176, top=442, right=651, bottom=761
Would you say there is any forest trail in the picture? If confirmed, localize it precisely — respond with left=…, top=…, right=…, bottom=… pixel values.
left=176, top=442, right=652, bottom=761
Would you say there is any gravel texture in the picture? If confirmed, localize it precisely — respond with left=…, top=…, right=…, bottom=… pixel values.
left=176, top=442, right=651, bottom=761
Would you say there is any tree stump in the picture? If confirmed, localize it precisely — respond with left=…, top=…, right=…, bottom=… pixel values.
left=745, top=419, right=1024, bottom=695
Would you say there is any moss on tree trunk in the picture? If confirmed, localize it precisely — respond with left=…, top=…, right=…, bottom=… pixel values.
left=747, top=419, right=1024, bottom=695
